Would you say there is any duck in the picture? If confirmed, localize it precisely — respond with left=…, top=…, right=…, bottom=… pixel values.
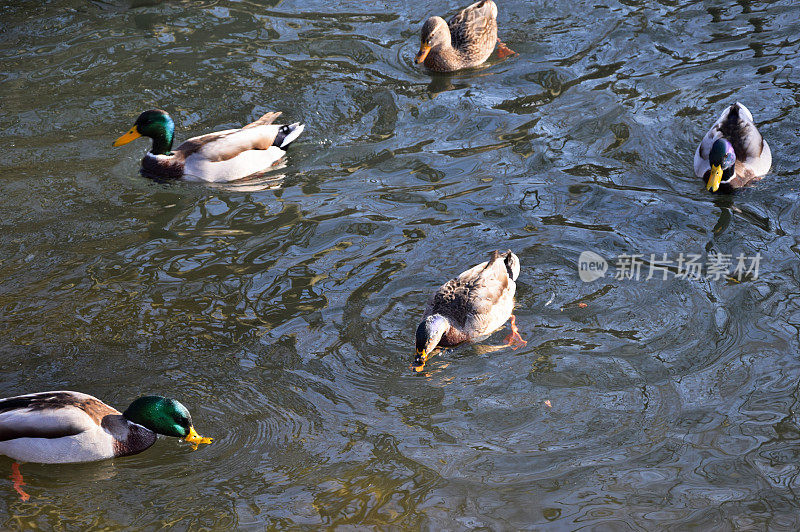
left=694, top=102, right=771, bottom=193
left=113, top=109, right=304, bottom=182
left=0, top=391, right=211, bottom=490
left=1, top=391, right=212, bottom=499
left=414, top=0, right=515, bottom=72
left=413, top=250, right=526, bottom=372
left=0, top=391, right=212, bottom=464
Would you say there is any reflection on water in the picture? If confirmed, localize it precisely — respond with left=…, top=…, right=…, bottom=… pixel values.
left=2, top=0, right=800, bottom=528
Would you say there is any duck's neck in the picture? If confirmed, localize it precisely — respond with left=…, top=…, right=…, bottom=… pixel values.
left=418, top=314, right=450, bottom=349
left=427, top=45, right=461, bottom=71
left=718, top=164, right=736, bottom=183
left=150, top=131, right=174, bottom=156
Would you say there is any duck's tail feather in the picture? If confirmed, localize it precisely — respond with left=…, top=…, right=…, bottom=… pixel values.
left=244, top=111, right=282, bottom=129
left=502, top=250, right=520, bottom=281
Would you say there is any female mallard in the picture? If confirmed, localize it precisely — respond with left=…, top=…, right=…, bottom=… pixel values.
left=113, top=109, right=304, bottom=182
left=694, top=102, right=771, bottom=193
left=414, top=0, right=515, bottom=72
left=413, top=250, right=526, bottom=372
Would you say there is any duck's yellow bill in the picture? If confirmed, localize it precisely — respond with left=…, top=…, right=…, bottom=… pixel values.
left=415, top=43, right=431, bottom=64
left=706, top=164, right=723, bottom=192
left=412, top=349, right=427, bottom=372
left=113, top=126, right=141, bottom=147
left=184, top=426, right=213, bottom=450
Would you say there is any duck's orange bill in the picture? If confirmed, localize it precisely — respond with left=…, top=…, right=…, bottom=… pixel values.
left=412, top=349, right=428, bottom=372
left=184, top=426, right=213, bottom=450
left=415, top=43, right=431, bottom=64
left=113, top=126, right=141, bottom=147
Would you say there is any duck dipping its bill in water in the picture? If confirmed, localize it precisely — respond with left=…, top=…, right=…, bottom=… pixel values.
left=413, top=250, right=526, bottom=372
left=0, top=391, right=212, bottom=500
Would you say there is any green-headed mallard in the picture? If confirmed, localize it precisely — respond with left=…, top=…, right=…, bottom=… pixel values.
left=113, top=109, right=304, bottom=182
left=694, top=102, right=771, bottom=193
left=414, top=0, right=514, bottom=72
left=0, top=391, right=212, bottom=464
left=413, top=250, right=525, bottom=372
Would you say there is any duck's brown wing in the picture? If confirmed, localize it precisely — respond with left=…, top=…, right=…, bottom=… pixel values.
left=427, top=250, right=513, bottom=328
left=428, top=277, right=480, bottom=328
left=175, top=111, right=283, bottom=163
left=448, top=0, right=498, bottom=51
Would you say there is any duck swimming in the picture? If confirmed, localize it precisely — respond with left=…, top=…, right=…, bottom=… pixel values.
left=413, top=250, right=526, bottom=372
left=694, top=102, right=771, bottom=193
left=415, top=0, right=515, bottom=72
left=0, top=391, right=212, bottom=500
left=113, top=109, right=304, bottom=182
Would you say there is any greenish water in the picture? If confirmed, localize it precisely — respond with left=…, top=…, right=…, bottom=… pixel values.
left=2, top=0, right=800, bottom=528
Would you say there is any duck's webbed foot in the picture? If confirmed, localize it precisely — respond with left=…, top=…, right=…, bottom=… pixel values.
left=503, top=314, right=527, bottom=350
left=496, top=38, right=516, bottom=59
left=11, top=462, right=29, bottom=502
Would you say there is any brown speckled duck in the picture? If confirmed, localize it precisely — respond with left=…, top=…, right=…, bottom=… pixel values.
left=694, top=102, right=771, bottom=193
left=113, top=109, right=304, bottom=182
left=414, top=0, right=515, bottom=72
left=413, top=250, right=526, bottom=372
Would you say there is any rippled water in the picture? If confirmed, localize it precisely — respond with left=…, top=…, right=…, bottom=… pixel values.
left=2, top=0, right=800, bottom=528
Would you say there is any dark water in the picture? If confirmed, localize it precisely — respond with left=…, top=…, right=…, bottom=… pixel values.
left=2, top=0, right=800, bottom=528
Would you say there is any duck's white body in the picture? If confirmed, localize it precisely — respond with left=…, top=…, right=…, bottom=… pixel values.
left=0, top=391, right=155, bottom=464
left=124, top=111, right=304, bottom=183
left=180, top=123, right=304, bottom=182
left=0, top=423, right=117, bottom=464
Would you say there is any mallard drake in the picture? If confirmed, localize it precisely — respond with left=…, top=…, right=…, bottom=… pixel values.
left=694, top=102, right=771, bottom=193
left=414, top=0, right=515, bottom=72
left=113, top=109, right=304, bottom=182
left=413, top=250, right=526, bottom=372
left=0, top=391, right=212, bottom=464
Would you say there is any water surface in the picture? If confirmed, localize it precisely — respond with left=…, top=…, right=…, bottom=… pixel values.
left=2, top=0, right=800, bottom=528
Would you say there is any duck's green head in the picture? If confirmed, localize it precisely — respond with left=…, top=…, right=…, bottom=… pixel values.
left=112, top=109, right=175, bottom=156
left=413, top=314, right=449, bottom=372
left=707, top=138, right=736, bottom=192
left=123, top=396, right=212, bottom=449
